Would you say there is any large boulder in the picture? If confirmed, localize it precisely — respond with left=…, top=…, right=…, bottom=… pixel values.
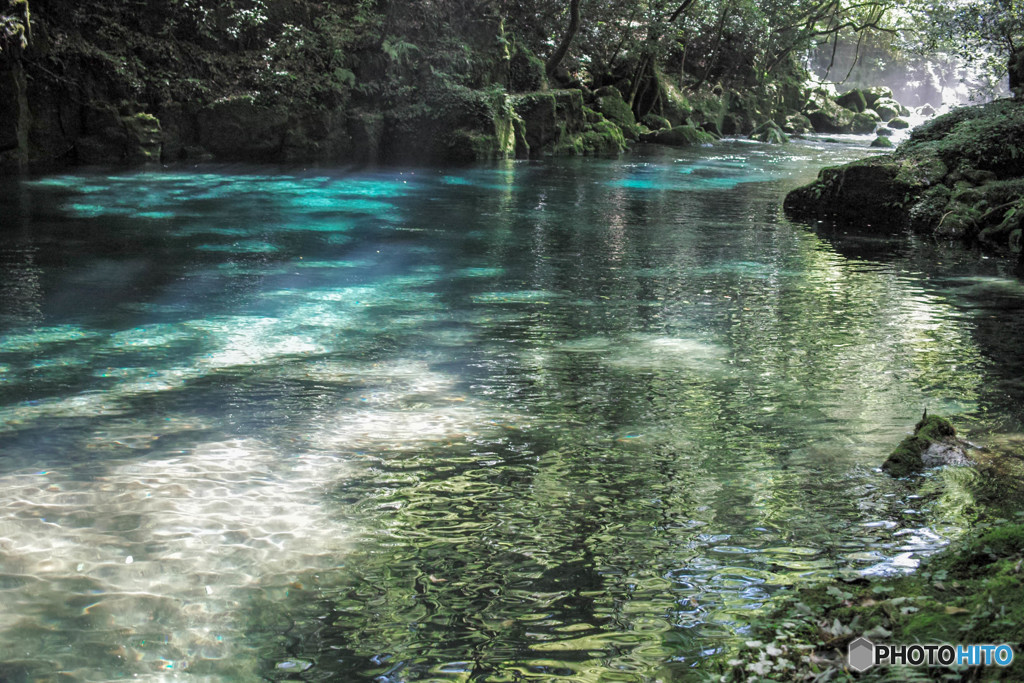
left=641, top=113, right=671, bottom=131
left=658, top=80, right=692, bottom=125
left=384, top=87, right=528, bottom=163
left=806, top=104, right=854, bottom=134
left=783, top=150, right=946, bottom=231
left=863, top=86, right=894, bottom=109
left=803, top=89, right=855, bottom=133
left=592, top=87, right=640, bottom=140
left=750, top=120, right=787, bottom=144
left=872, top=98, right=903, bottom=122
left=835, top=89, right=867, bottom=112
left=782, top=113, right=813, bottom=134
left=851, top=109, right=882, bottom=134
left=785, top=98, right=1024, bottom=259
left=507, top=45, right=546, bottom=93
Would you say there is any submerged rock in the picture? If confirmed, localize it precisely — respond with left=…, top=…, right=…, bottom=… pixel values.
left=882, top=415, right=973, bottom=477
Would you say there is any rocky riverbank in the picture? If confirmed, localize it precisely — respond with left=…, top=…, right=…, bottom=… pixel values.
left=719, top=418, right=1024, bottom=681
left=0, top=0, right=922, bottom=173
left=785, top=96, right=1024, bottom=271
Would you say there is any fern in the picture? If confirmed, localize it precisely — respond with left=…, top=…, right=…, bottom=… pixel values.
left=382, top=37, right=420, bottom=65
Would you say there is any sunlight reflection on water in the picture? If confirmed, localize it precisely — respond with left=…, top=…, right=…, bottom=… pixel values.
left=0, top=142, right=1021, bottom=680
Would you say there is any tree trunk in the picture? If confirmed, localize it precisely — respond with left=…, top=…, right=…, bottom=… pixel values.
left=545, top=0, right=582, bottom=79
left=1010, top=47, right=1024, bottom=97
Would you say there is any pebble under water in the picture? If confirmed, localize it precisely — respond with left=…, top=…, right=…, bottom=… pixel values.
left=1, top=140, right=1023, bottom=681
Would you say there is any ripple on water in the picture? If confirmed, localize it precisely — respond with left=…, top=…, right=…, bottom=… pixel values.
left=0, top=439, right=353, bottom=679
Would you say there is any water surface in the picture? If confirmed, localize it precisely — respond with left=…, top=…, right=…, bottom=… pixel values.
left=1, top=141, right=1023, bottom=680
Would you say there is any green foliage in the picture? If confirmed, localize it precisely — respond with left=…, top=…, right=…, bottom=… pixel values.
left=0, top=0, right=30, bottom=56
left=907, top=0, right=1024, bottom=88
left=382, top=36, right=420, bottom=65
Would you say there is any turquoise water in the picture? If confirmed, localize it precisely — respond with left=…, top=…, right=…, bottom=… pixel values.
left=1, top=141, right=1023, bottom=681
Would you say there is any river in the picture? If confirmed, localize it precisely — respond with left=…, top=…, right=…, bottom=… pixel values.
left=1, top=140, right=1023, bottom=680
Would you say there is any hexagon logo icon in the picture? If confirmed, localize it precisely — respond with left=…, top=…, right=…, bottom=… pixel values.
left=848, top=637, right=875, bottom=672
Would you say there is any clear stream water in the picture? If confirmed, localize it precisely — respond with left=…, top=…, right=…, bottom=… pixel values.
left=1, top=140, right=1023, bottom=681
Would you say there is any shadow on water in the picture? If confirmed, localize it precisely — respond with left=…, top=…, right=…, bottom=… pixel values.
left=0, top=145, right=1022, bottom=679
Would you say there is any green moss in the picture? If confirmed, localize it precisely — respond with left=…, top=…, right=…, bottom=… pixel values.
left=721, top=519, right=1024, bottom=681
left=871, top=98, right=902, bottom=122
left=852, top=109, right=882, bottom=134
left=750, top=120, right=787, bottom=144
left=908, top=184, right=952, bottom=233
left=586, top=119, right=626, bottom=153
left=507, top=44, right=546, bottom=93
left=593, top=92, right=639, bottom=140
left=903, top=99, right=1024, bottom=178
left=870, top=136, right=893, bottom=148
left=835, top=89, right=867, bottom=112
left=882, top=415, right=956, bottom=477
left=640, top=113, right=671, bottom=131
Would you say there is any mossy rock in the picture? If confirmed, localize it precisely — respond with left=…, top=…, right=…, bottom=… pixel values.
left=805, top=99, right=855, bottom=134
left=888, top=116, right=910, bottom=129
left=658, top=79, right=692, bottom=125
left=122, top=112, right=162, bottom=163
left=902, top=99, right=1024, bottom=178
left=750, top=120, right=787, bottom=144
left=782, top=113, right=812, bottom=134
left=882, top=415, right=963, bottom=477
left=593, top=91, right=639, bottom=140
left=863, top=86, right=894, bottom=109
left=592, top=85, right=623, bottom=100
left=580, top=119, right=626, bottom=155
left=872, top=97, right=902, bottom=122
left=907, top=184, right=952, bottom=233
left=835, top=88, right=867, bottom=112
left=641, top=124, right=714, bottom=147
left=875, top=126, right=894, bottom=136
left=784, top=155, right=908, bottom=229
left=513, top=92, right=557, bottom=153
left=851, top=109, right=882, bottom=134
left=870, top=135, right=894, bottom=148
left=582, top=106, right=603, bottom=124
left=640, top=113, right=671, bottom=131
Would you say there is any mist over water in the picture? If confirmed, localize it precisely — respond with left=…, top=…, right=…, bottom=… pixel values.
left=1, top=141, right=1023, bottom=680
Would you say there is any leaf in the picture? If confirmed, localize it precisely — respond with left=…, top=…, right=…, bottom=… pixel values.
left=333, top=67, right=356, bottom=88
left=944, top=605, right=970, bottom=615
left=864, top=625, right=893, bottom=638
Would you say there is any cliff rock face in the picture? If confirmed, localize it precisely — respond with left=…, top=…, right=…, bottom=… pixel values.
left=0, top=0, right=31, bottom=170
left=0, top=0, right=635, bottom=171
left=785, top=97, right=1024, bottom=261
